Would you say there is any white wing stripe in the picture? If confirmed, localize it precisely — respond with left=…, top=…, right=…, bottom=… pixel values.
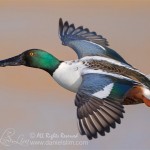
left=92, top=83, right=114, bottom=99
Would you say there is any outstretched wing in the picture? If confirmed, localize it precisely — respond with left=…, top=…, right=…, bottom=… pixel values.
left=59, top=18, right=130, bottom=66
left=75, top=73, right=138, bottom=139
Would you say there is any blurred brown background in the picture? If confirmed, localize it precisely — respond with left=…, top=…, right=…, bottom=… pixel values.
left=0, top=0, right=150, bottom=149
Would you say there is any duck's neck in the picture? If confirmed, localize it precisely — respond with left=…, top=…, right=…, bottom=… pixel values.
left=43, top=56, right=61, bottom=76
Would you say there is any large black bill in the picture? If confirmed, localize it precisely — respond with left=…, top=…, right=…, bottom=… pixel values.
left=0, top=54, right=25, bottom=67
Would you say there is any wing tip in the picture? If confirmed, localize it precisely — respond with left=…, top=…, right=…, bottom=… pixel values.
left=59, top=18, right=63, bottom=36
left=76, top=92, right=125, bottom=140
left=59, top=18, right=63, bottom=23
left=58, top=18, right=109, bottom=47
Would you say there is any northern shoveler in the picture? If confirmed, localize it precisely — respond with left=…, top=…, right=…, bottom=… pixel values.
left=0, top=18, right=150, bottom=140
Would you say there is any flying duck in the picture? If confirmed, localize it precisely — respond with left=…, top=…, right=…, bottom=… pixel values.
left=0, top=18, right=150, bottom=140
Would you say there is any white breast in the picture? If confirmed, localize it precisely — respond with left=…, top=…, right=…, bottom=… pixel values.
left=53, top=61, right=84, bottom=93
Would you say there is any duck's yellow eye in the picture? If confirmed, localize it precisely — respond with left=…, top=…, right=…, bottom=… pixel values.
left=29, top=52, right=34, bottom=56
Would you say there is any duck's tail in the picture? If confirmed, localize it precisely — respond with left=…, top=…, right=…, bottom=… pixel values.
left=141, top=74, right=150, bottom=106
left=124, top=85, right=150, bottom=107
left=124, top=74, right=150, bottom=107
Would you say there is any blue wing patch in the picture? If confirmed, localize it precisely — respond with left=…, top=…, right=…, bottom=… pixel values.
left=78, top=73, right=138, bottom=102
left=79, top=74, right=112, bottom=94
left=59, top=18, right=132, bottom=66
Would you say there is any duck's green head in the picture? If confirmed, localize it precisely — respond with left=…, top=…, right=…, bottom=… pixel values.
left=0, top=49, right=61, bottom=75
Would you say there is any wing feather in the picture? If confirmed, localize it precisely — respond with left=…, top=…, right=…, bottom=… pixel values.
left=75, top=73, right=138, bottom=139
left=59, top=18, right=132, bottom=66
left=76, top=92, right=125, bottom=139
left=59, top=18, right=108, bottom=47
